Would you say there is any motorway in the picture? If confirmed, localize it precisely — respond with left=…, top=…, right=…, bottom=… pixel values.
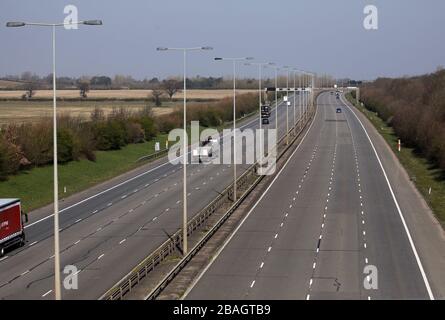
left=0, top=92, right=305, bottom=299
left=186, top=92, right=442, bottom=300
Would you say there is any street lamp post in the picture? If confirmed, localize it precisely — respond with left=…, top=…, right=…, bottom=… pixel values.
left=298, top=71, right=302, bottom=129
left=303, top=71, right=315, bottom=115
left=304, top=72, right=309, bottom=121
left=244, top=62, right=272, bottom=166
left=157, top=46, right=212, bottom=256
left=294, top=69, right=315, bottom=124
left=6, top=19, right=102, bottom=301
left=214, top=57, right=253, bottom=202
left=282, top=66, right=291, bottom=145
left=303, top=73, right=307, bottom=121
left=292, top=69, right=297, bottom=133
left=269, top=64, right=281, bottom=137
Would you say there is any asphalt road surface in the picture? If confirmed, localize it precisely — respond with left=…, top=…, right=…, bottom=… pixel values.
left=186, top=92, right=441, bottom=300
left=0, top=92, right=306, bottom=299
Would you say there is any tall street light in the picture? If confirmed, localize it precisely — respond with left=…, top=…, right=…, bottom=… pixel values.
left=295, top=69, right=314, bottom=123
left=303, top=71, right=316, bottom=114
left=303, top=72, right=309, bottom=122
left=292, top=69, right=298, bottom=133
left=214, top=57, right=253, bottom=202
left=282, top=66, right=291, bottom=145
left=244, top=61, right=273, bottom=166
left=6, top=19, right=102, bottom=300
left=295, top=70, right=302, bottom=130
left=157, top=46, right=213, bottom=256
left=294, top=69, right=305, bottom=128
left=269, top=64, right=281, bottom=138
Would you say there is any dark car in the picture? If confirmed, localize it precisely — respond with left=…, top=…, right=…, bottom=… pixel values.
left=262, top=118, right=269, bottom=125
left=336, top=108, right=342, bottom=113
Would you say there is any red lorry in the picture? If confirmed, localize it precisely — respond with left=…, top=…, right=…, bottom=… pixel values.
left=0, top=199, right=28, bottom=257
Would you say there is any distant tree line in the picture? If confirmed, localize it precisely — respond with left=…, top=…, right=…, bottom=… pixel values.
left=0, top=107, right=157, bottom=180
left=359, top=68, right=445, bottom=172
left=1, top=72, right=275, bottom=92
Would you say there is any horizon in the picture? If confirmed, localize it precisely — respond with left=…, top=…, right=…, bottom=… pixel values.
left=1, top=0, right=444, bottom=81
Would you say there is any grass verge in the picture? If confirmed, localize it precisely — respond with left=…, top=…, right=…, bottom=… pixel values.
left=346, top=93, right=445, bottom=227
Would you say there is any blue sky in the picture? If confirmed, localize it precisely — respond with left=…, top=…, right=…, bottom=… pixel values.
left=1, top=0, right=444, bottom=80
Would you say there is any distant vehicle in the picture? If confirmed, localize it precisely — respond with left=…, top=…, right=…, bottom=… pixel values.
left=336, top=92, right=340, bottom=99
left=0, top=199, right=28, bottom=256
left=193, top=136, right=219, bottom=162
left=261, top=104, right=271, bottom=117
left=330, top=91, right=334, bottom=95
left=193, top=146, right=213, bottom=163
left=336, top=108, right=342, bottom=113
left=261, top=104, right=271, bottom=125
left=201, top=136, right=212, bottom=147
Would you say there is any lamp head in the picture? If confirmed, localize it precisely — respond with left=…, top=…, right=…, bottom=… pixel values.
left=83, top=20, right=103, bottom=26
left=6, top=22, right=25, bottom=27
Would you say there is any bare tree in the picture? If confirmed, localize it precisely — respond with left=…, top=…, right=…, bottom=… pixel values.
left=90, top=107, right=105, bottom=122
left=162, top=79, right=181, bottom=100
left=22, top=82, right=36, bottom=100
left=150, top=89, right=164, bottom=106
left=78, top=81, right=90, bottom=98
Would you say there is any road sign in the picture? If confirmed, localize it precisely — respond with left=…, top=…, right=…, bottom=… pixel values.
left=155, top=142, right=160, bottom=152
left=265, top=87, right=310, bottom=92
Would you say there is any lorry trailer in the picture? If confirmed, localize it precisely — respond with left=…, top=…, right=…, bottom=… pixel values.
left=0, top=199, right=27, bottom=256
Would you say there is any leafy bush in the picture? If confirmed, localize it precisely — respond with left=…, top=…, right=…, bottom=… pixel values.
left=361, top=69, right=445, bottom=171
left=94, top=120, right=126, bottom=150
left=125, top=122, right=145, bottom=144
left=0, top=137, right=22, bottom=180
left=57, top=128, right=76, bottom=163
left=137, top=116, right=158, bottom=140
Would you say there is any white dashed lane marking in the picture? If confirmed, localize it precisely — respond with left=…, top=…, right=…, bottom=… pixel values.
left=246, top=145, right=320, bottom=294
left=42, top=290, right=52, bottom=297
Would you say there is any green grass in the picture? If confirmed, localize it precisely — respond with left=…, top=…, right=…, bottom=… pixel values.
left=0, top=135, right=168, bottom=212
left=346, top=93, right=445, bottom=227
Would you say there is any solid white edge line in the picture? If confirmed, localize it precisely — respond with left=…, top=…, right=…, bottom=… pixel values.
left=341, top=95, right=434, bottom=300
left=25, top=99, right=288, bottom=229
left=181, top=94, right=320, bottom=300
